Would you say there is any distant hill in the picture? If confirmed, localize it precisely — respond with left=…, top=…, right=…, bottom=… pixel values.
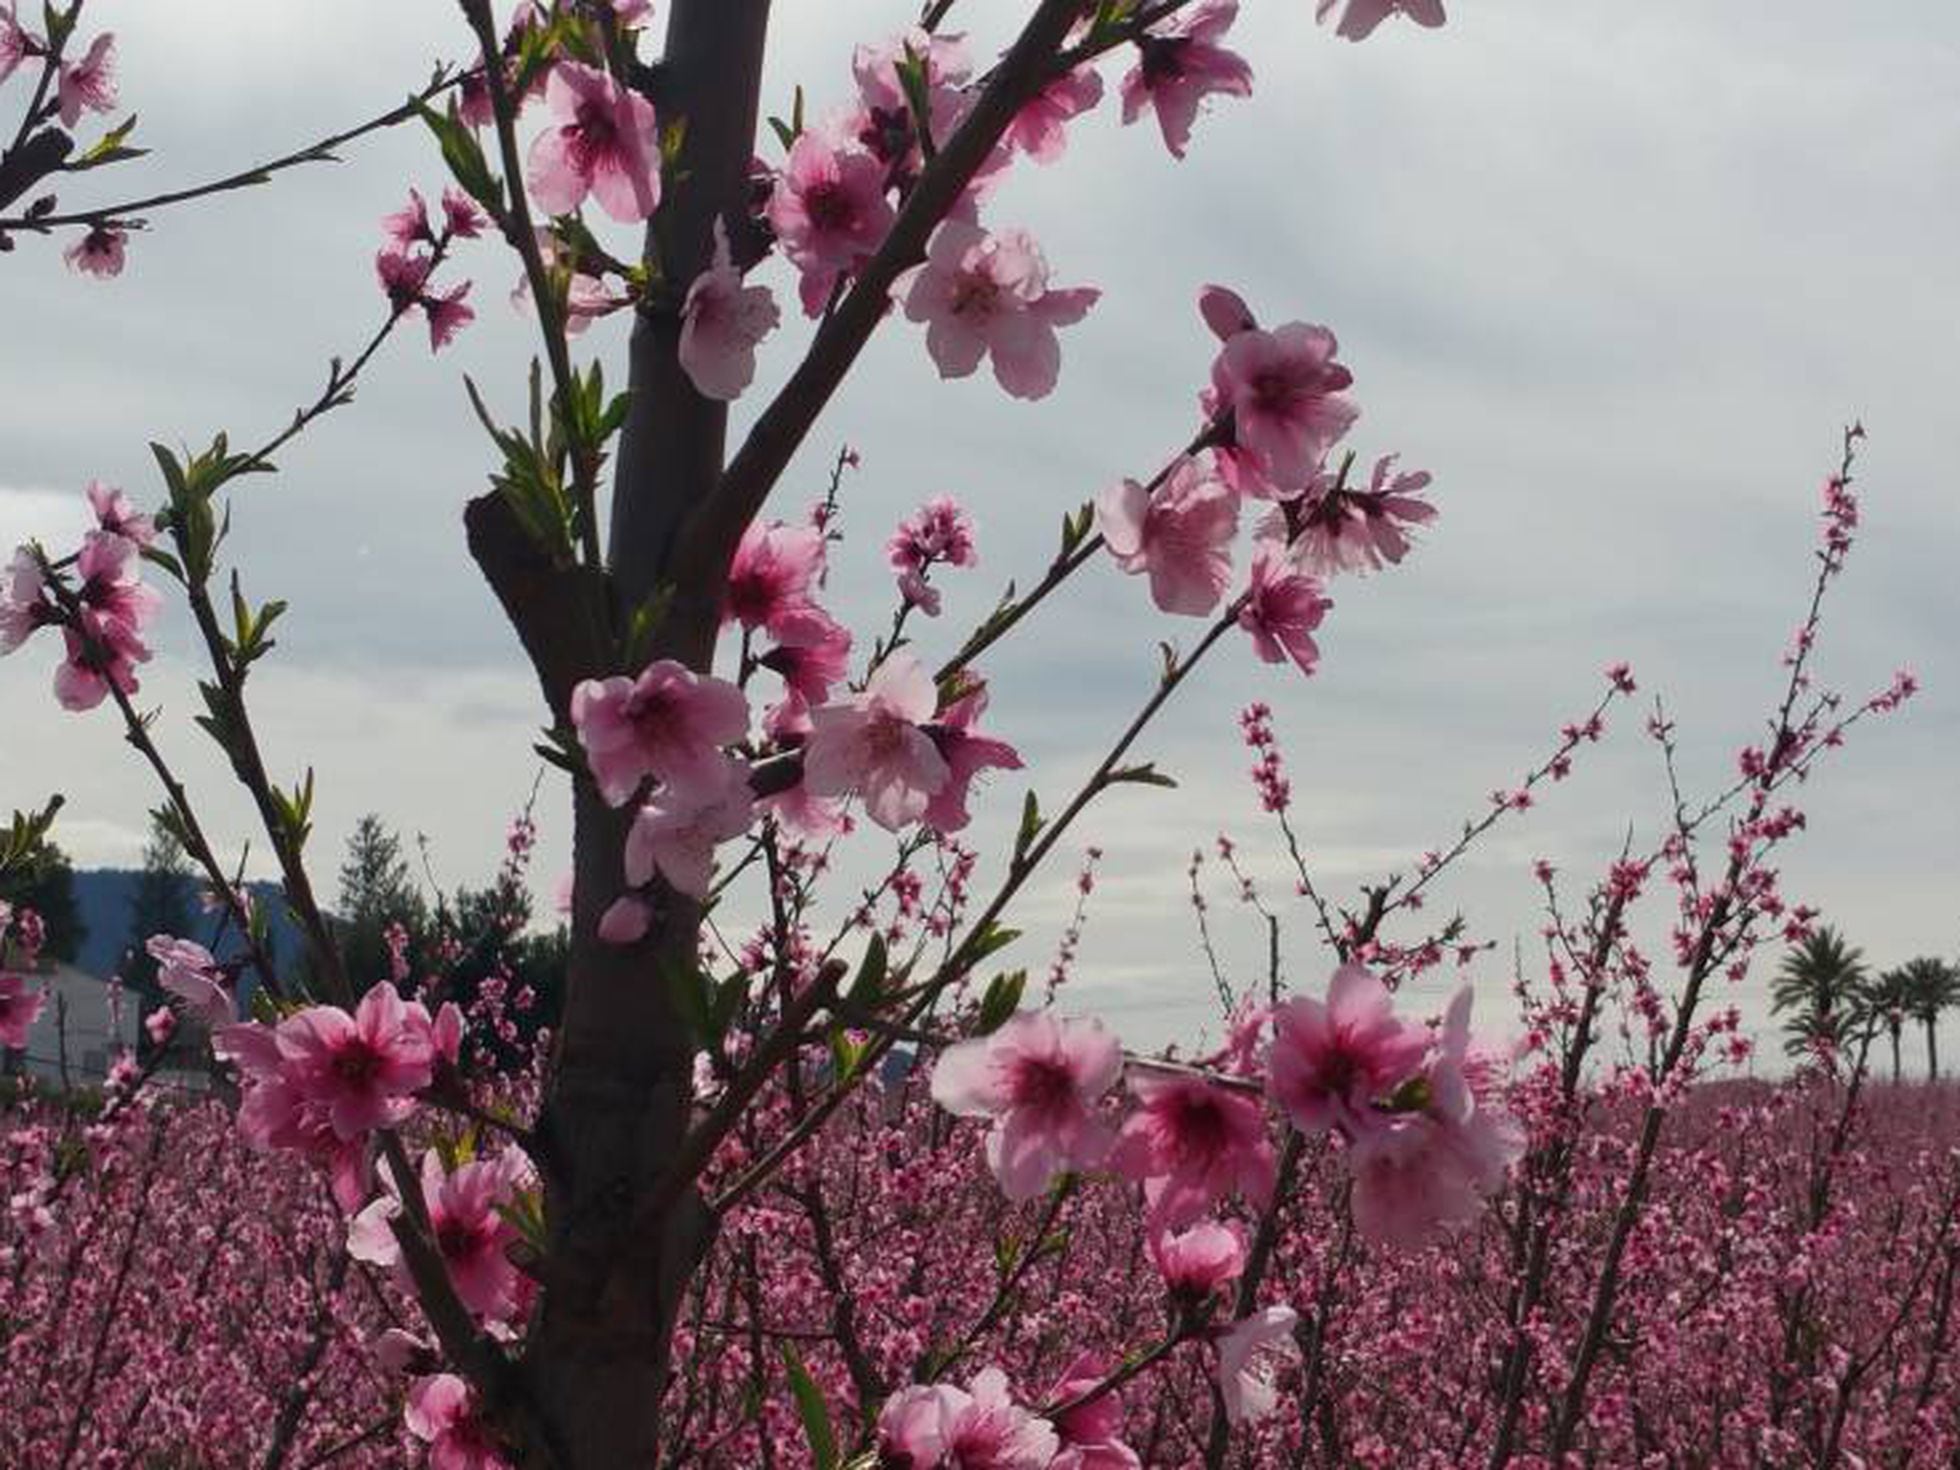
left=71, top=870, right=304, bottom=981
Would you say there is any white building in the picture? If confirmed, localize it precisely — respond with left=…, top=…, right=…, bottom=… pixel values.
left=4, top=962, right=140, bottom=1086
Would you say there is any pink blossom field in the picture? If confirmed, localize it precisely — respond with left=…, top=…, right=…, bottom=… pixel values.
left=5, top=0, right=1956, bottom=1466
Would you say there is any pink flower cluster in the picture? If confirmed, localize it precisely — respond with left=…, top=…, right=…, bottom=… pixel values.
left=0, top=482, right=162, bottom=711
left=886, top=495, right=979, bottom=616
left=0, top=902, right=48, bottom=1049
left=918, top=962, right=1516, bottom=1433
left=375, top=187, right=485, bottom=351
left=760, top=27, right=1101, bottom=397
left=569, top=658, right=755, bottom=905
left=1086, top=287, right=1439, bottom=685
left=217, top=982, right=460, bottom=1208
left=350, top=1148, right=532, bottom=1327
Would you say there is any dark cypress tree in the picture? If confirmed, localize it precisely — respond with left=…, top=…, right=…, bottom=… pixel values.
left=0, top=839, right=84, bottom=964
left=120, top=817, right=196, bottom=1060
left=334, top=814, right=429, bottom=990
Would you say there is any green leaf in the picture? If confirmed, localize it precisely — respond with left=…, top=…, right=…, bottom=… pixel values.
left=620, top=587, right=675, bottom=669
left=73, top=115, right=145, bottom=170
left=0, top=795, right=64, bottom=878
left=779, top=1345, right=839, bottom=1470
left=1108, top=762, right=1177, bottom=790
left=149, top=442, right=187, bottom=501
left=1013, top=790, right=1043, bottom=866
left=829, top=1026, right=866, bottom=1083
left=894, top=47, right=937, bottom=160
left=976, top=969, right=1026, bottom=1035
left=139, top=544, right=185, bottom=585
left=496, top=1184, right=549, bottom=1254
left=966, top=923, right=1022, bottom=969
left=416, top=99, right=501, bottom=215
left=845, top=932, right=889, bottom=1008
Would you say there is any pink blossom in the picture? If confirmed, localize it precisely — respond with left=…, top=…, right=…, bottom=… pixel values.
left=55, top=529, right=162, bottom=711
left=623, top=754, right=757, bottom=900
left=723, top=519, right=826, bottom=636
left=1119, top=1, right=1252, bottom=160
left=899, top=220, right=1099, bottom=400
left=349, top=1150, right=530, bottom=1322
left=1210, top=322, right=1357, bottom=487
left=922, top=678, right=1021, bottom=834
left=1348, top=987, right=1523, bottom=1246
left=0, top=6, right=30, bottom=85
left=757, top=695, right=850, bottom=838
left=375, top=245, right=432, bottom=309
left=527, top=61, right=660, bottom=223
left=847, top=29, right=1002, bottom=201
left=597, top=894, right=651, bottom=945
left=255, top=982, right=439, bottom=1143
left=930, top=1011, right=1122, bottom=1200
left=569, top=659, right=750, bottom=808
left=1274, top=455, right=1436, bottom=576
left=1096, top=456, right=1239, bottom=616
left=1238, top=545, right=1331, bottom=675
left=767, top=130, right=895, bottom=316
left=1110, top=1069, right=1275, bottom=1230
left=1267, top=961, right=1430, bottom=1138
left=423, top=280, right=476, bottom=351
left=876, top=1383, right=956, bottom=1466
left=63, top=226, right=126, bottom=278
left=1149, top=1218, right=1248, bottom=1300
left=510, top=229, right=626, bottom=333
left=1008, top=67, right=1105, bottom=164
left=1199, top=283, right=1258, bottom=342
left=382, top=189, right=435, bottom=248
left=679, top=219, right=780, bottom=401
left=0, top=971, right=44, bottom=1048
left=405, top=1374, right=509, bottom=1470
left=802, top=653, right=950, bottom=832
left=1046, top=1354, right=1142, bottom=1470
left=0, top=547, right=56, bottom=654
left=441, top=187, right=487, bottom=238
left=1318, top=0, right=1448, bottom=42
left=941, top=1367, right=1060, bottom=1468
left=887, top=495, right=979, bottom=616
left=1352, top=454, right=1437, bottom=566
left=757, top=608, right=853, bottom=705
left=146, top=935, right=233, bottom=1026
left=1215, top=1306, right=1300, bottom=1425
left=852, top=27, right=971, bottom=119
left=85, top=481, right=154, bottom=548
left=56, top=32, right=116, bottom=128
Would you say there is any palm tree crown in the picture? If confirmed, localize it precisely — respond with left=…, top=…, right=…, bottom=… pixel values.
left=1772, top=926, right=1868, bottom=1059
left=1899, top=956, right=1960, bottom=1080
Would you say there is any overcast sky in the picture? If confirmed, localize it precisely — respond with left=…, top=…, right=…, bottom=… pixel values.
left=2, top=1, right=1956, bottom=1067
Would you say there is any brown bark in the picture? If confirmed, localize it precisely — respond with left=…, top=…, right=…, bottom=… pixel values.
left=464, top=3, right=1088, bottom=1458
left=488, top=6, right=774, bottom=1464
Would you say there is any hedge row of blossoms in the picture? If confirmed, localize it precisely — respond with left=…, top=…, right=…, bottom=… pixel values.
left=1, top=2, right=1931, bottom=1468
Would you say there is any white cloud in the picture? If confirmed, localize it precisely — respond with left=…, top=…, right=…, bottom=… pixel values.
left=4, top=1, right=1955, bottom=1067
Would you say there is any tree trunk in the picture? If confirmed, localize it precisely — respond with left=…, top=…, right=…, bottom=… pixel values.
left=1929, top=1018, right=1940, bottom=1082
left=515, top=7, right=773, bottom=1464
left=1891, top=1023, right=1901, bottom=1084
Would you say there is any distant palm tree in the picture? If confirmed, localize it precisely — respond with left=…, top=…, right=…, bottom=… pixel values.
left=1900, top=956, right=1960, bottom=1080
left=1854, top=968, right=1913, bottom=1082
left=1773, top=927, right=1867, bottom=1061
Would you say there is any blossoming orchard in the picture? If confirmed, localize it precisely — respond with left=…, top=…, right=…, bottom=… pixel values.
left=1, top=3, right=1953, bottom=1468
